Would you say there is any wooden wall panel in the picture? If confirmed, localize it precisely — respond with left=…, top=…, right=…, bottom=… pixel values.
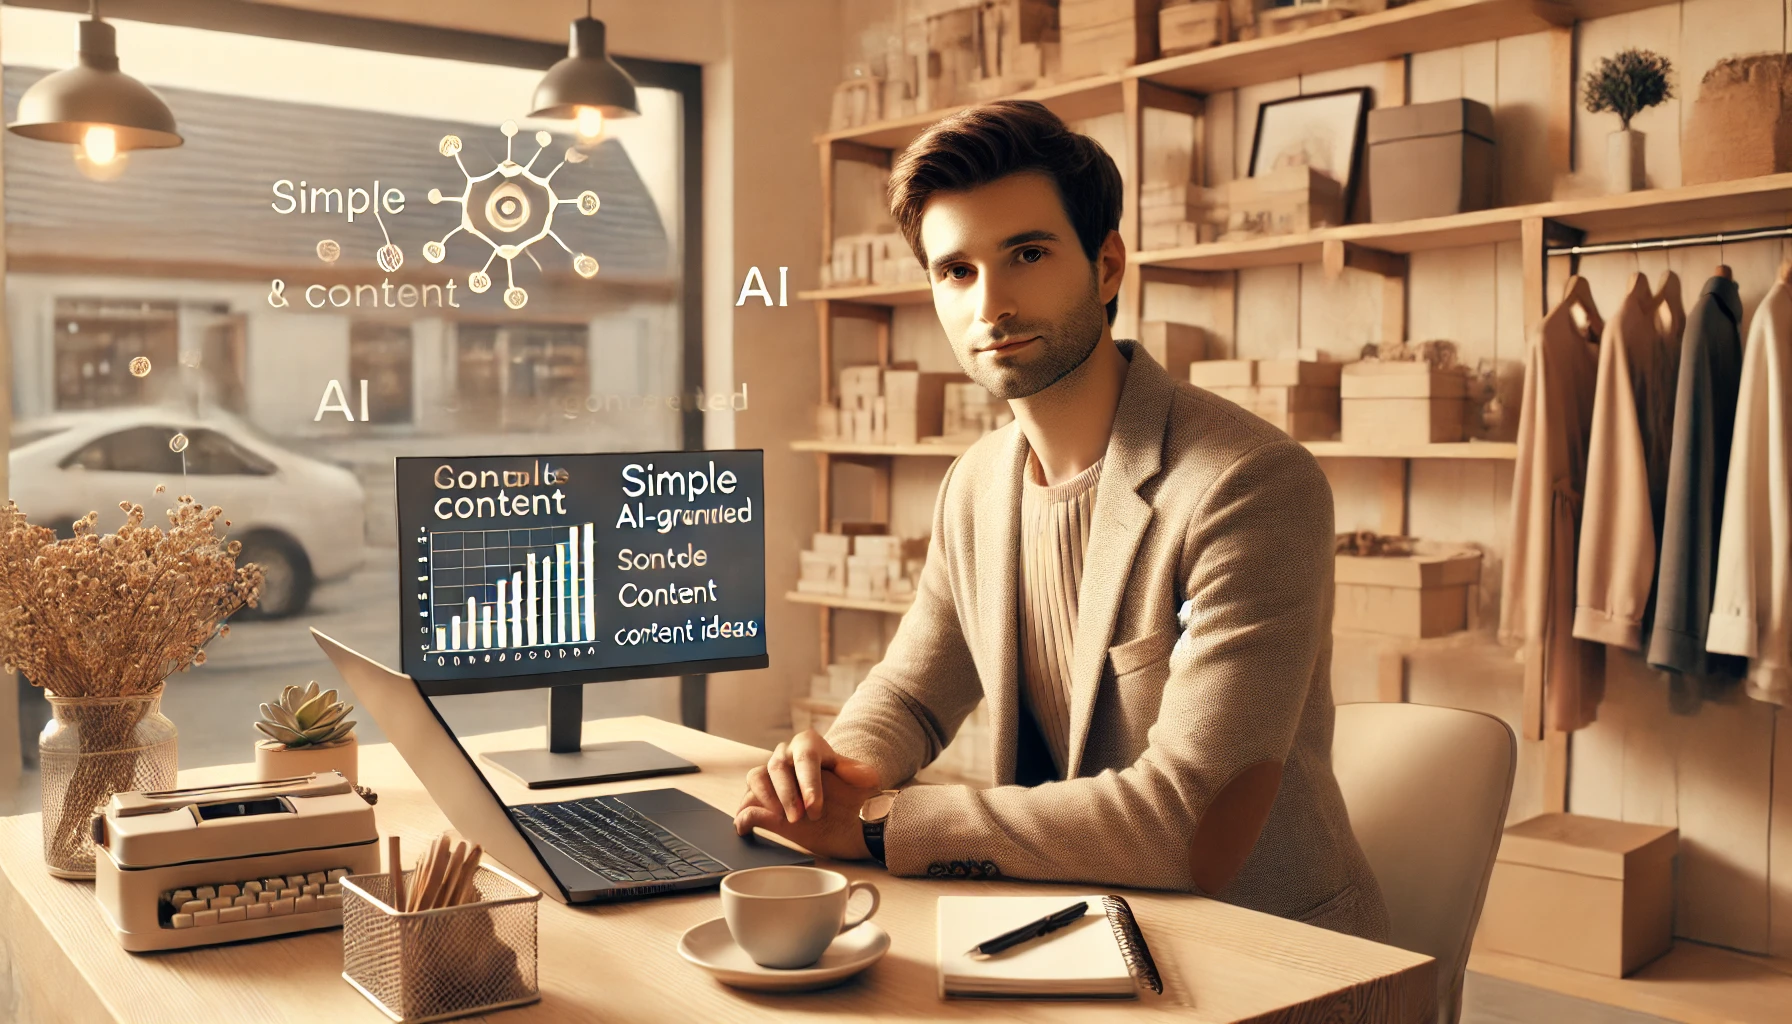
left=1234, top=265, right=1301, bottom=359
left=1772, top=707, right=1792, bottom=957
left=1675, top=689, right=1775, bottom=952
left=1495, top=32, right=1559, bottom=205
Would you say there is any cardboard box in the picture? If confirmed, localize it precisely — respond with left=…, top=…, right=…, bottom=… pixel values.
left=1225, top=166, right=1345, bottom=238
left=1341, top=362, right=1468, bottom=445
left=881, top=370, right=962, bottom=445
left=1207, top=384, right=1340, bottom=440
left=1159, top=0, right=1227, bottom=56
left=811, top=533, right=852, bottom=557
left=852, top=535, right=904, bottom=563
left=1188, top=359, right=1256, bottom=387
left=1059, top=0, right=1158, bottom=79
left=1367, top=98, right=1496, bottom=223
left=1477, top=814, right=1677, bottom=977
left=1335, top=549, right=1481, bottom=637
left=1138, top=321, right=1205, bottom=380
left=1060, top=0, right=1160, bottom=29
left=1683, top=54, right=1792, bottom=185
left=1258, top=358, right=1344, bottom=388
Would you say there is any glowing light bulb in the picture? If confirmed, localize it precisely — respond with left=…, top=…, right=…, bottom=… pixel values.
left=575, top=106, right=605, bottom=140
left=81, top=126, right=119, bottom=166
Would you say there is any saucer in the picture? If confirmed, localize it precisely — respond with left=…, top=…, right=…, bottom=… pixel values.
left=677, top=917, right=889, bottom=992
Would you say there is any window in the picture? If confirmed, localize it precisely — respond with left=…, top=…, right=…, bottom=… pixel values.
left=454, top=323, right=589, bottom=428
left=52, top=299, right=179, bottom=410
left=349, top=323, right=413, bottom=425
left=3, top=4, right=700, bottom=763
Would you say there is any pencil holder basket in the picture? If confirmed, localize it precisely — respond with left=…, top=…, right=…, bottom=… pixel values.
left=340, top=863, right=541, bottom=1022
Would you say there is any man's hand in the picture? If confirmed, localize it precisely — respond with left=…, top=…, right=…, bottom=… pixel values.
left=734, top=730, right=884, bottom=860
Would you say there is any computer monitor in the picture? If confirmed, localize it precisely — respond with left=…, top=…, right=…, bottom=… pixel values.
left=394, top=450, right=767, bottom=788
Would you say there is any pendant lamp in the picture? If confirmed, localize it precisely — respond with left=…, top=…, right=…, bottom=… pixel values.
left=7, top=3, right=181, bottom=175
left=529, top=3, right=640, bottom=142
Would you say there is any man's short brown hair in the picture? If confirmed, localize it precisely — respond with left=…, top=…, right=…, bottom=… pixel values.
left=888, top=100, right=1124, bottom=323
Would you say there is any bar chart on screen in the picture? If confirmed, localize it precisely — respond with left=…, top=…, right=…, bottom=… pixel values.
left=420, top=523, right=599, bottom=666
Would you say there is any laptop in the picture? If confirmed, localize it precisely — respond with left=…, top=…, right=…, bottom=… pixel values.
left=313, top=629, right=812, bottom=904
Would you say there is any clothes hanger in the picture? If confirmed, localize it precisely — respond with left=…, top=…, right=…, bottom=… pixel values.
left=1653, top=270, right=1685, bottom=341
left=1716, top=264, right=1732, bottom=279
left=1778, top=256, right=1792, bottom=284
left=1557, top=274, right=1604, bottom=341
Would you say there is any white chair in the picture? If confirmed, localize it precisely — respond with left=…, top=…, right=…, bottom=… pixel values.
left=1332, top=701, right=1516, bottom=1024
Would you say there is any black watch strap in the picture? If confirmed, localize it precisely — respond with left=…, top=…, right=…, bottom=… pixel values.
left=862, top=817, right=887, bottom=865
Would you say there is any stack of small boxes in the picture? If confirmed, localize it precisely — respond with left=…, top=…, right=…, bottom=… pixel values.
left=823, top=233, right=928, bottom=289
left=1189, top=356, right=1343, bottom=440
left=941, top=382, right=1015, bottom=440
left=1060, top=0, right=1160, bottom=79
left=819, top=365, right=968, bottom=446
left=1140, top=181, right=1226, bottom=249
left=797, top=531, right=927, bottom=603
left=1224, top=166, right=1346, bottom=239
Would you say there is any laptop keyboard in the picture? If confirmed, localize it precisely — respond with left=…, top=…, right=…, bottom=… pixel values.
left=510, top=796, right=728, bottom=885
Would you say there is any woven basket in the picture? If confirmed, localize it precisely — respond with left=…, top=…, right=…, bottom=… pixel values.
left=340, top=863, right=540, bottom=1022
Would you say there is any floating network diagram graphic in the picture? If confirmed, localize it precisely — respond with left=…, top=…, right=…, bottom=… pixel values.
left=423, top=120, right=602, bottom=310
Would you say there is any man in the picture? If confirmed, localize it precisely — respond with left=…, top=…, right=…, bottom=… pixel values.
left=735, top=101, right=1387, bottom=940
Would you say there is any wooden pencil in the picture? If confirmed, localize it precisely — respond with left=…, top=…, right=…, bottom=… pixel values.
left=432, top=843, right=469, bottom=912
left=387, top=834, right=405, bottom=911
left=452, top=844, right=483, bottom=906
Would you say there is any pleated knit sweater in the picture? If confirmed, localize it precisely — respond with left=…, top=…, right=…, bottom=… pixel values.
left=1018, top=450, right=1105, bottom=777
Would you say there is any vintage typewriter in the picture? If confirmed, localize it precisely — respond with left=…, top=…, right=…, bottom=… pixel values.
left=92, top=771, right=380, bottom=952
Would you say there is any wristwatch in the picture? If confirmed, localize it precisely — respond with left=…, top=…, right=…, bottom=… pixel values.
left=858, top=790, right=901, bottom=865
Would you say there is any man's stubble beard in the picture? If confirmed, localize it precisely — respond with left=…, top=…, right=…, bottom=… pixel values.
left=962, top=277, right=1109, bottom=401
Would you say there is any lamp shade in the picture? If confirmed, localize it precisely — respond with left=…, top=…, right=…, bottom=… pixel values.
left=8, top=19, right=181, bottom=150
left=529, top=17, right=640, bottom=120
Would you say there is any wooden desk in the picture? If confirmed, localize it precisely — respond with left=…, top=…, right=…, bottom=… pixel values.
left=0, top=716, right=1434, bottom=1023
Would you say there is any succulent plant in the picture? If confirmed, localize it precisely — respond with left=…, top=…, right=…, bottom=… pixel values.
left=256, top=681, right=356, bottom=749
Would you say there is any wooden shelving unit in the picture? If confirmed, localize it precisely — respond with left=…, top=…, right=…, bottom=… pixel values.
left=800, top=0, right=1792, bottom=820
left=794, top=437, right=1517, bottom=460
left=785, top=591, right=915, bottom=616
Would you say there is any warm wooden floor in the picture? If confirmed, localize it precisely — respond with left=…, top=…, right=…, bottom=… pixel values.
left=1463, top=973, right=1671, bottom=1024
left=1468, top=941, right=1792, bottom=1023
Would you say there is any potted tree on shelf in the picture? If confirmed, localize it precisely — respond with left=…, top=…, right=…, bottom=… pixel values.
left=254, top=681, right=359, bottom=786
left=1583, top=48, right=1674, bottom=193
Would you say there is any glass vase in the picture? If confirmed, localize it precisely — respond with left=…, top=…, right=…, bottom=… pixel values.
left=39, top=689, right=178, bottom=878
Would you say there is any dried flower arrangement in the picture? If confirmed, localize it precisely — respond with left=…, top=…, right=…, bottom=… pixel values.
left=0, top=495, right=263, bottom=694
left=0, top=494, right=262, bottom=873
left=1583, top=48, right=1674, bottom=130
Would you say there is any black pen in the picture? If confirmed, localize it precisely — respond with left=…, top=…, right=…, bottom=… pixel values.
left=967, top=900, right=1089, bottom=958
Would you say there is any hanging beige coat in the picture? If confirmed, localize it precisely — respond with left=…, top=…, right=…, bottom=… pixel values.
left=1501, top=296, right=1604, bottom=732
left=1575, top=277, right=1677, bottom=652
left=1706, top=281, right=1792, bottom=705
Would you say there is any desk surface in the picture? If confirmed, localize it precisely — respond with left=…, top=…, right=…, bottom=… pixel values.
left=0, top=716, right=1434, bottom=1023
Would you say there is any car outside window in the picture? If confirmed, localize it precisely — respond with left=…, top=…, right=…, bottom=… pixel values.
left=61, top=425, right=184, bottom=474
left=185, top=429, right=276, bottom=476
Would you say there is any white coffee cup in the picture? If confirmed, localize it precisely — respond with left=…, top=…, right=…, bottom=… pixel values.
left=720, top=865, right=880, bottom=969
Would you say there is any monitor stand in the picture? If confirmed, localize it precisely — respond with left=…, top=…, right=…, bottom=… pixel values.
left=480, top=684, right=700, bottom=789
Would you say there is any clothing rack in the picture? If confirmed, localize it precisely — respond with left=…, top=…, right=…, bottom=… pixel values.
left=1546, top=224, right=1792, bottom=260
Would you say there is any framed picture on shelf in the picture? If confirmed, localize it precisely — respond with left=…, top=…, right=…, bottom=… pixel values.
left=1248, top=87, right=1371, bottom=211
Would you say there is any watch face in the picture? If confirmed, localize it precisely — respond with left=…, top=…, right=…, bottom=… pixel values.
left=861, top=792, right=896, bottom=822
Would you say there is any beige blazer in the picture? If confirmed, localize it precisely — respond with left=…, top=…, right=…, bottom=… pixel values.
left=827, top=342, right=1389, bottom=942
left=1708, top=281, right=1792, bottom=706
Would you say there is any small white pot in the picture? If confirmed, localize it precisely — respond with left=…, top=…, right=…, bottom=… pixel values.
left=1607, top=128, right=1646, bottom=193
left=255, top=735, right=357, bottom=787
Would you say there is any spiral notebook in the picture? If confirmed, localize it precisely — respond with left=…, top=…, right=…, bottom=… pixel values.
left=936, top=894, right=1162, bottom=998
